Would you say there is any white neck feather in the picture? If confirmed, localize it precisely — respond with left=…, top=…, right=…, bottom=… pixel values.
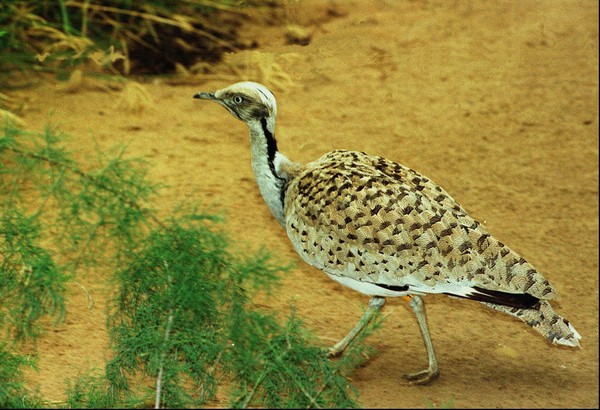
left=248, top=119, right=290, bottom=226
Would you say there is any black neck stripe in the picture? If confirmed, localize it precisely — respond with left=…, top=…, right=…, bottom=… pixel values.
left=261, top=117, right=278, bottom=163
left=260, top=117, right=287, bottom=207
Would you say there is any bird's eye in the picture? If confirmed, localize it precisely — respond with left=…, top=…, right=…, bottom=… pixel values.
left=233, top=95, right=244, bottom=104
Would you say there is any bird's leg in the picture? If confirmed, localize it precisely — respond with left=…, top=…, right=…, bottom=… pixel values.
left=403, top=295, right=440, bottom=384
left=328, top=296, right=385, bottom=357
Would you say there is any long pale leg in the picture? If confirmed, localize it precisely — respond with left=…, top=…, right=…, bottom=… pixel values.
left=403, top=295, right=440, bottom=384
left=328, top=296, right=385, bottom=357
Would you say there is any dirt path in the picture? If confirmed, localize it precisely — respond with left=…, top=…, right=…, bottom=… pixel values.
left=16, top=0, right=598, bottom=407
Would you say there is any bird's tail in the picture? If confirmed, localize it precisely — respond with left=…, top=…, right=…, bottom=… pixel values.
left=482, top=300, right=581, bottom=347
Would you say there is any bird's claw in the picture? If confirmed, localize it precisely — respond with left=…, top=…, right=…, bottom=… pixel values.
left=402, top=368, right=440, bottom=385
left=327, top=345, right=344, bottom=358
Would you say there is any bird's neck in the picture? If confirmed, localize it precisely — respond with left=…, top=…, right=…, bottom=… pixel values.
left=248, top=117, right=290, bottom=226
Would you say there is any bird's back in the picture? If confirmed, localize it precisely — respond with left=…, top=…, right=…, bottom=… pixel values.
left=284, top=150, right=556, bottom=302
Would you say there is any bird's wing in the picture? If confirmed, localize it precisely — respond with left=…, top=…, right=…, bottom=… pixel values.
left=284, top=150, right=556, bottom=303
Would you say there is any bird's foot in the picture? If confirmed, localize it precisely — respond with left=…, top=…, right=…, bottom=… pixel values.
left=402, top=367, right=440, bottom=385
left=327, top=344, right=345, bottom=358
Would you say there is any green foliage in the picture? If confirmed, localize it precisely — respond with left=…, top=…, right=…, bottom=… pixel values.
left=0, top=208, right=68, bottom=341
left=103, top=221, right=360, bottom=408
left=106, top=221, right=237, bottom=407
left=0, top=344, right=40, bottom=408
left=226, top=308, right=359, bottom=409
left=1, top=120, right=159, bottom=407
left=65, top=371, right=127, bottom=409
left=0, top=126, right=72, bottom=410
left=1, top=123, right=158, bottom=269
left=1, top=121, right=376, bottom=408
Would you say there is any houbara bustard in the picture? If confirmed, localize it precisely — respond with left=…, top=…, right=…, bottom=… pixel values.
left=193, top=81, right=581, bottom=384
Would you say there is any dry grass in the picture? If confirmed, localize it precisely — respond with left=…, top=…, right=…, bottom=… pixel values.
left=1, top=1, right=277, bottom=118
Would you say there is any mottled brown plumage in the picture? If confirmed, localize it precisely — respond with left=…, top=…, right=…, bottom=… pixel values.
left=194, top=81, right=581, bottom=384
left=285, top=150, right=551, bottom=295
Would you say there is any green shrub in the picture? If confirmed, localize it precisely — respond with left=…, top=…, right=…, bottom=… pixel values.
left=1, top=122, right=377, bottom=408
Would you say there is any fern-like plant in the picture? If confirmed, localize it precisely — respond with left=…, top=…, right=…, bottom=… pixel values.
left=1, top=121, right=379, bottom=408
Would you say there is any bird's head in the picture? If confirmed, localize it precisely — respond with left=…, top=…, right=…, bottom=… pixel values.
left=193, top=81, right=277, bottom=124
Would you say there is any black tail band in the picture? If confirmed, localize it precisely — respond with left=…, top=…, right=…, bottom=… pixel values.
left=448, top=286, right=540, bottom=309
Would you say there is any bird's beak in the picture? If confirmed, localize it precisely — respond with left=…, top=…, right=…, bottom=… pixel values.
left=193, top=92, right=216, bottom=100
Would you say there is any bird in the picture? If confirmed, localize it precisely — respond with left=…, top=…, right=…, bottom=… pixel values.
left=193, top=81, right=581, bottom=384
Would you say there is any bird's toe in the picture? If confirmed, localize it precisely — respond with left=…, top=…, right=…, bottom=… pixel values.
left=402, top=368, right=440, bottom=385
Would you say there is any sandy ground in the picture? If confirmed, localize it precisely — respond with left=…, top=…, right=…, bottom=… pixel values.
left=13, top=0, right=599, bottom=407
